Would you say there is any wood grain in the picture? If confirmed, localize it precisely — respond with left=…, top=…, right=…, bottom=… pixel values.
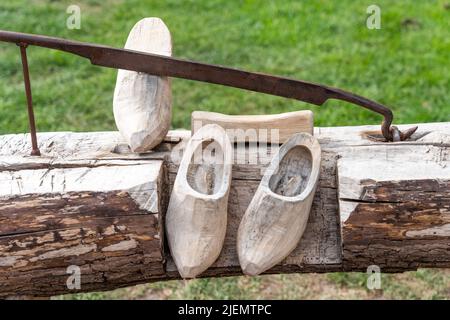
left=0, top=162, right=167, bottom=298
left=166, top=124, right=233, bottom=278
left=338, top=157, right=450, bottom=271
left=191, top=110, right=313, bottom=143
left=113, top=17, right=172, bottom=152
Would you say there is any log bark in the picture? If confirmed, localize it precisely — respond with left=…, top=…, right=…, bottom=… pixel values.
left=0, top=122, right=449, bottom=297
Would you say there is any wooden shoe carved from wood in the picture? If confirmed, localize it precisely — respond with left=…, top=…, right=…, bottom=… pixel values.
left=113, top=17, right=172, bottom=152
left=237, top=132, right=321, bottom=276
left=166, top=124, right=233, bottom=279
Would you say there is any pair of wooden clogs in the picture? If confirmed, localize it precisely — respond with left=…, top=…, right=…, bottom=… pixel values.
left=166, top=124, right=321, bottom=278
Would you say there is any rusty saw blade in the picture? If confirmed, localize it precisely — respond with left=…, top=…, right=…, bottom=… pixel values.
left=0, top=30, right=417, bottom=142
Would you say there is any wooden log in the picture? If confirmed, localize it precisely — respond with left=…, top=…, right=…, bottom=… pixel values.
left=338, top=132, right=450, bottom=271
left=0, top=122, right=449, bottom=296
left=0, top=158, right=168, bottom=297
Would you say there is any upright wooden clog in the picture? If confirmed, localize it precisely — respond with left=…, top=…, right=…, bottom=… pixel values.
left=113, top=17, right=172, bottom=152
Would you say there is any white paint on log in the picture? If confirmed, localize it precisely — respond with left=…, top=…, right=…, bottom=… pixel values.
left=0, top=162, right=163, bottom=213
left=30, top=244, right=97, bottom=261
left=417, top=132, right=450, bottom=144
left=338, top=160, right=450, bottom=204
left=406, top=224, right=450, bottom=237
left=337, top=201, right=359, bottom=223
left=113, top=17, right=172, bottom=152
left=102, top=239, right=138, bottom=252
left=0, top=256, right=20, bottom=267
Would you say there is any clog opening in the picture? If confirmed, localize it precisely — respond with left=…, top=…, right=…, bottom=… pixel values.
left=187, top=140, right=225, bottom=195
left=269, top=145, right=312, bottom=197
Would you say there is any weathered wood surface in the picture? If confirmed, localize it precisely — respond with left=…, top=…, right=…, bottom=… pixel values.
left=0, top=158, right=168, bottom=297
left=338, top=132, right=450, bottom=271
left=0, top=122, right=449, bottom=296
left=191, top=110, right=314, bottom=143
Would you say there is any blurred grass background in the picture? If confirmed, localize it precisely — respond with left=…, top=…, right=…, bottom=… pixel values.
left=0, top=0, right=449, bottom=299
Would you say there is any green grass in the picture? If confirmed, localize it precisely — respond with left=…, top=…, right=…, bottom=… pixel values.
left=1, top=0, right=449, bottom=300
left=1, top=0, right=449, bottom=133
left=57, top=270, right=450, bottom=300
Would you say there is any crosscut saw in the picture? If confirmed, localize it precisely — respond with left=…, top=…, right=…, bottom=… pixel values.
left=0, top=30, right=418, bottom=155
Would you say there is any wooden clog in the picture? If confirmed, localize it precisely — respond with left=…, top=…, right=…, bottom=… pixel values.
left=113, top=17, right=172, bottom=152
left=237, top=132, right=321, bottom=276
left=166, top=124, right=233, bottom=278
